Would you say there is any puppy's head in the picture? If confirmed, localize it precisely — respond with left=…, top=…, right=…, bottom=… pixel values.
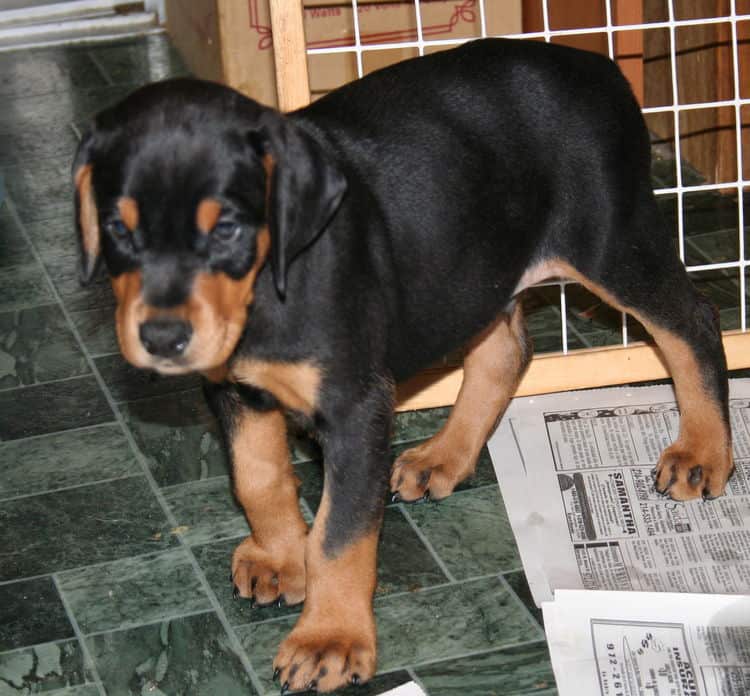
left=73, top=79, right=346, bottom=375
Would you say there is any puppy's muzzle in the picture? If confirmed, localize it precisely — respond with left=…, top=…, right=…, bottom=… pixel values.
left=138, top=318, right=193, bottom=359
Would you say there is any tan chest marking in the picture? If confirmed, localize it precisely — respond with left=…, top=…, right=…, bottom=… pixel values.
left=230, top=359, right=321, bottom=415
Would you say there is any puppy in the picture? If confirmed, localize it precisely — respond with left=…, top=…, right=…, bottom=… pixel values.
left=73, top=38, right=732, bottom=692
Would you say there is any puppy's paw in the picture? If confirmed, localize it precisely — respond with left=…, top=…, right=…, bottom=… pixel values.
left=273, top=620, right=376, bottom=693
left=231, top=536, right=306, bottom=607
left=654, top=442, right=733, bottom=501
left=390, top=441, right=470, bottom=502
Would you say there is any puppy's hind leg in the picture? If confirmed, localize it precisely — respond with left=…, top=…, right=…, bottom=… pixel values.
left=391, top=301, right=531, bottom=502
left=555, top=202, right=732, bottom=501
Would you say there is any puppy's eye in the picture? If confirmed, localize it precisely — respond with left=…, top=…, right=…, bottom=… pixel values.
left=213, top=222, right=244, bottom=243
left=105, top=220, right=129, bottom=238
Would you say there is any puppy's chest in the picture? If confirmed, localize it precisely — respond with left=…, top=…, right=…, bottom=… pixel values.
left=223, top=358, right=322, bottom=415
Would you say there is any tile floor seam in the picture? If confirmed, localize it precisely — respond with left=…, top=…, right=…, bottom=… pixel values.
left=160, top=473, right=230, bottom=492
left=0, top=635, right=85, bottom=658
left=406, top=667, right=430, bottom=695
left=0, top=299, right=59, bottom=313
left=0, top=419, right=119, bottom=445
left=85, top=50, right=114, bottom=86
left=0, top=370, right=96, bottom=395
left=51, top=574, right=108, bottom=696
left=79, top=607, right=215, bottom=640
left=0, top=571, right=56, bottom=587
left=0, top=295, right=56, bottom=315
left=186, top=531, right=248, bottom=550
left=6, top=195, right=267, bottom=696
left=232, top=572, right=506, bottom=631
left=0, top=472, right=143, bottom=504
left=497, top=573, right=546, bottom=633
left=111, top=384, right=206, bottom=406
left=501, top=566, right=526, bottom=575
left=397, top=502, right=458, bottom=583
left=0, top=547, right=190, bottom=589
left=87, top=349, right=121, bottom=359
left=406, top=638, right=550, bottom=673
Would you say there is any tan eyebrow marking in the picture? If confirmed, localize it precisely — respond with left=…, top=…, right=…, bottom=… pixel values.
left=117, top=197, right=139, bottom=232
left=196, top=198, right=223, bottom=234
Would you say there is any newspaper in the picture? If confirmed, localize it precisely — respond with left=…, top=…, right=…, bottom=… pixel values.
left=488, top=379, right=750, bottom=606
left=543, top=589, right=750, bottom=696
left=378, top=682, right=426, bottom=696
left=488, top=380, right=750, bottom=696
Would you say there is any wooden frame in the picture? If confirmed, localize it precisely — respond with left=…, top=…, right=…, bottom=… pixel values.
left=268, top=0, right=311, bottom=111
left=268, top=1, right=750, bottom=411
left=396, top=332, right=750, bottom=410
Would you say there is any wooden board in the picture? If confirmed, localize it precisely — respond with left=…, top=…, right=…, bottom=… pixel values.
left=395, top=331, right=750, bottom=410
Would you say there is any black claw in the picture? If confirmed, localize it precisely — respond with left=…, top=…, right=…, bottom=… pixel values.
left=229, top=572, right=234, bottom=583
left=351, top=673, right=361, bottom=686
left=391, top=491, right=401, bottom=503
left=702, top=487, right=718, bottom=501
left=416, top=490, right=431, bottom=504
left=306, top=680, right=317, bottom=692
left=250, top=598, right=257, bottom=609
left=281, top=681, right=290, bottom=695
left=232, top=584, right=240, bottom=600
left=275, top=597, right=284, bottom=608
left=273, top=668, right=281, bottom=681
left=650, top=467, right=658, bottom=479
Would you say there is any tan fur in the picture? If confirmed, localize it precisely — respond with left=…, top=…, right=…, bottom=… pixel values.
left=201, top=364, right=229, bottom=383
left=196, top=198, right=222, bottom=233
left=74, top=164, right=100, bottom=263
left=117, top=196, right=139, bottom=231
left=518, top=257, right=732, bottom=500
left=392, top=302, right=529, bottom=500
left=111, top=227, right=271, bottom=374
left=273, top=492, right=378, bottom=692
left=230, top=358, right=321, bottom=415
left=111, top=270, right=144, bottom=364
left=643, top=326, right=732, bottom=499
left=230, top=409, right=308, bottom=605
left=262, top=154, right=275, bottom=189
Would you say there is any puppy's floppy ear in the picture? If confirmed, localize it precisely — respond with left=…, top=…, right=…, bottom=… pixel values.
left=258, top=114, right=347, bottom=298
left=72, top=129, right=101, bottom=285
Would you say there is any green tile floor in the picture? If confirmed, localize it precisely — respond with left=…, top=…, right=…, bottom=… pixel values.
left=1, top=31, right=747, bottom=696
left=0, top=34, right=552, bottom=695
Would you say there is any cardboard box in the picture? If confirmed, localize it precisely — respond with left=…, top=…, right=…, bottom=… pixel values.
left=166, top=0, right=522, bottom=107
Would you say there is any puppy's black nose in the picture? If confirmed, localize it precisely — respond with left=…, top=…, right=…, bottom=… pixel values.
left=139, top=319, right=192, bottom=358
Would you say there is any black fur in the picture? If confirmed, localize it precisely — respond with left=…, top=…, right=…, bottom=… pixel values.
left=74, top=38, right=728, bottom=557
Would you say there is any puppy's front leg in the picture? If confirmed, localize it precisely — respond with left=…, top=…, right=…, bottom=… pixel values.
left=273, top=384, right=393, bottom=693
left=204, top=382, right=308, bottom=606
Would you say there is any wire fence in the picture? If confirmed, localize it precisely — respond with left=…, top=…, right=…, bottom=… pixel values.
left=303, top=0, right=749, bottom=356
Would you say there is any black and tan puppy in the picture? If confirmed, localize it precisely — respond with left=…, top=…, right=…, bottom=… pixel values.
left=73, top=38, right=732, bottom=692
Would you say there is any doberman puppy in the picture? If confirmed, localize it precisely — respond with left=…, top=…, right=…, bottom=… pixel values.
left=72, top=38, right=732, bottom=693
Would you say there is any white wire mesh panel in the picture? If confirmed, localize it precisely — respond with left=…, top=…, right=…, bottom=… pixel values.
left=302, top=0, right=750, bottom=359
